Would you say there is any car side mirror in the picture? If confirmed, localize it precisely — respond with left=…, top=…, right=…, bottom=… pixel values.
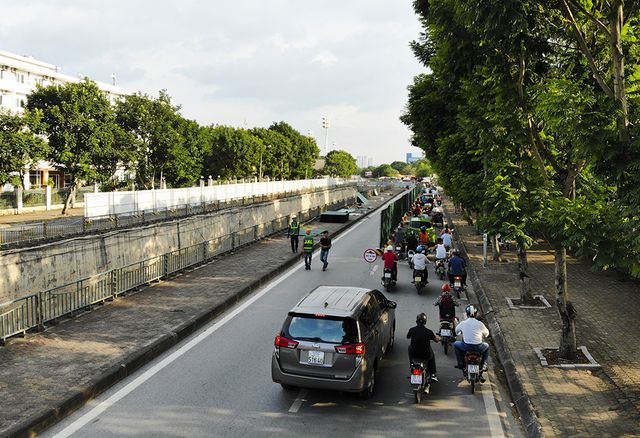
left=387, top=301, right=397, bottom=309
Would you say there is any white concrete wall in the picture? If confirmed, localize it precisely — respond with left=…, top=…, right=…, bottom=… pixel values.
left=84, top=178, right=349, bottom=218
left=0, top=186, right=356, bottom=303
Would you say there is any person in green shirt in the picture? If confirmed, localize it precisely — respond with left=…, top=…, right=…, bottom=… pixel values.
left=303, top=229, right=314, bottom=270
left=288, top=215, right=300, bottom=253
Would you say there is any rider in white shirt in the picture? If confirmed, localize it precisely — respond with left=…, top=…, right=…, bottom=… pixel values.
left=454, top=305, right=490, bottom=378
left=411, top=246, right=429, bottom=282
left=435, top=239, right=447, bottom=260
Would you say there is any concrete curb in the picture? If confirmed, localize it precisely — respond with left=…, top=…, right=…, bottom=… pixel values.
left=3, top=186, right=402, bottom=438
left=443, top=206, right=545, bottom=438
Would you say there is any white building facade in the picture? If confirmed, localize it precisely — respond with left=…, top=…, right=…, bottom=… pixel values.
left=0, top=49, right=130, bottom=190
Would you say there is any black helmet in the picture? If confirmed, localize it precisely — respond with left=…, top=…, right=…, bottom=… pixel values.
left=466, top=305, right=478, bottom=318
left=416, top=313, right=427, bottom=325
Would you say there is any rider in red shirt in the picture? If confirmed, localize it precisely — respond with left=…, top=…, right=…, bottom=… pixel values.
left=382, top=245, right=399, bottom=281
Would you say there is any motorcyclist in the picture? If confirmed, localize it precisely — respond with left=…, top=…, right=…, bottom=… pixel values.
left=394, top=224, right=405, bottom=253
left=382, top=245, right=399, bottom=281
left=407, top=313, right=441, bottom=381
left=454, top=305, right=490, bottom=382
left=434, top=238, right=447, bottom=261
left=418, top=226, right=430, bottom=247
left=448, top=249, right=467, bottom=288
left=434, top=284, right=459, bottom=330
left=440, top=227, right=453, bottom=252
left=411, top=245, right=429, bottom=283
left=405, top=231, right=418, bottom=253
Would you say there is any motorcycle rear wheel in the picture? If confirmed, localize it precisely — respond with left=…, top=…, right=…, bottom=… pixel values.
left=443, top=340, right=449, bottom=355
left=470, top=379, right=475, bottom=394
left=414, top=389, right=421, bottom=404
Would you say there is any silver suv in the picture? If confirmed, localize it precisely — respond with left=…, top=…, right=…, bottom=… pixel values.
left=271, top=286, right=396, bottom=398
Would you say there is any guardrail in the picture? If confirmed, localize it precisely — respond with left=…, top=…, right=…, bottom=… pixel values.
left=0, top=198, right=350, bottom=344
left=0, top=184, right=357, bottom=249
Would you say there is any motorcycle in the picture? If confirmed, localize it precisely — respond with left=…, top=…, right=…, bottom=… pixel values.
left=409, top=361, right=433, bottom=403
left=382, top=267, right=396, bottom=292
left=431, top=212, right=444, bottom=227
left=413, top=269, right=427, bottom=295
left=395, top=243, right=405, bottom=260
left=463, top=351, right=485, bottom=394
left=435, top=259, right=447, bottom=280
left=452, top=275, right=464, bottom=299
left=438, top=320, right=455, bottom=355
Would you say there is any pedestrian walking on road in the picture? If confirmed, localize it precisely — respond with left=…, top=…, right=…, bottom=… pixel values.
left=320, top=230, right=332, bottom=271
left=303, top=229, right=314, bottom=270
left=288, top=215, right=300, bottom=253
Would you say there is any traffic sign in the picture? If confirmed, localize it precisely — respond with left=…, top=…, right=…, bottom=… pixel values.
left=364, top=249, right=377, bottom=263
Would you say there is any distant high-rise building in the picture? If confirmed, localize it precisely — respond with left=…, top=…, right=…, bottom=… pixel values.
left=406, top=152, right=423, bottom=164
left=357, top=156, right=374, bottom=169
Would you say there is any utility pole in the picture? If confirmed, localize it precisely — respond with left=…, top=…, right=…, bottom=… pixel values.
left=322, top=117, right=330, bottom=156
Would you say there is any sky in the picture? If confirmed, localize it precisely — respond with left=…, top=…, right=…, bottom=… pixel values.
left=2, top=0, right=426, bottom=165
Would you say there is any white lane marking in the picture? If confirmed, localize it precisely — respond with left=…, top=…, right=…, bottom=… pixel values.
left=288, top=389, right=308, bottom=413
left=370, top=264, right=379, bottom=276
left=481, top=371, right=506, bottom=438
left=53, top=202, right=380, bottom=438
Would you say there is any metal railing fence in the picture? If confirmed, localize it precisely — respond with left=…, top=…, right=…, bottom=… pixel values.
left=0, top=184, right=357, bottom=249
left=0, top=197, right=351, bottom=344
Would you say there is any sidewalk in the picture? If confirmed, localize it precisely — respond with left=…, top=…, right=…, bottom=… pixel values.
left=0, top=208, right=83, bottom=227
left=0, top=188, right=400, bottom=437
left=446, top=200, right=640, bottom=438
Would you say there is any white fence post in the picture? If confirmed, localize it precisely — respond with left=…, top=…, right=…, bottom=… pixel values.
left=45, top=185, right=52, bottom=211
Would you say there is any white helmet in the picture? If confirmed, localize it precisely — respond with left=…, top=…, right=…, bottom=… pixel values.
left=386, top=245, right=394, bottom=252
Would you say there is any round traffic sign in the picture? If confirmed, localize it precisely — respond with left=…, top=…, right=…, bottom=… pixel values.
left=363, top=249, right=377, bottom=263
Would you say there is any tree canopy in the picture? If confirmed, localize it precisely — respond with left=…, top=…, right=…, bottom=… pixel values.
left=324, top=150, right=358, bottom=177
left=402, top=0, right=640, bottom=358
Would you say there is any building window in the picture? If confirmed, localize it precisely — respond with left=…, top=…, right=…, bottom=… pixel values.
left=29, top=172, right=42, bottom=188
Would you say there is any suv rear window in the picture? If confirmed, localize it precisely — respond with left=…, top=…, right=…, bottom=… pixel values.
left=285, top=315, right=357, bottom=344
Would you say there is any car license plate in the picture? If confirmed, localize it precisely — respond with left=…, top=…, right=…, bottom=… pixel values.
left=414, top=276, right=421, bottom=283
left=410, top=374, right=423, bottom=385
left=384, top=272, right=392, bottom=278
left=440, top=329, right=451, bottom=337
left=307, top=350, right=325, bottom=365
left=467, top=364, right=480, bottom=373
left=454, top=281, right=461, bottom=288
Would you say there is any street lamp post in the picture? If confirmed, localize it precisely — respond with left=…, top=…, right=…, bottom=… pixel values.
left=322, top=117, right=330, bottom=156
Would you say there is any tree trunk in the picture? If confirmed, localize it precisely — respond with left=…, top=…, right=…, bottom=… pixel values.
left=555, top=247, right=577, bottom=359
left=492, top=234, right=501, bottom=261
left=517, top=243, right=535, bottom=305
left=610, top=2, right=631, bottom=146
left=62, top=180, right=77, bottom=215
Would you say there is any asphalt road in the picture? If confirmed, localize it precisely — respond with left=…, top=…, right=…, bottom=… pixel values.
left=44, top=204, right=521, bottom=438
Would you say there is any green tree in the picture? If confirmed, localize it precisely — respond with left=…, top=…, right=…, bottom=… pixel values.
left=202, top=126, right=264, bottom=180
left=249, top=127, right=293, bottom=179
left=401, top=0, right=640, bottom=359
left=26, top=80, right=123, bottom=213
left=0, top=109, right=48, bottom=188
left=324, top=150, right=358, bottom=177
left=390, top=160, right=413, bottom=175
left=115, top=91, right=186, bottom=189
left=373, top=164, right=399, bottom=178
left=269, top=122, right=320, bottom=179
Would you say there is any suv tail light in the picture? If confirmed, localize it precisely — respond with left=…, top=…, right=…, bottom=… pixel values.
left=335, top=343, right=365, bottom=355
left=275, top=335, right=298, bottom=349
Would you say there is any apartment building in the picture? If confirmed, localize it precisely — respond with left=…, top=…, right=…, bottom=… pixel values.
left=0, top=49, right=130, bottom=190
